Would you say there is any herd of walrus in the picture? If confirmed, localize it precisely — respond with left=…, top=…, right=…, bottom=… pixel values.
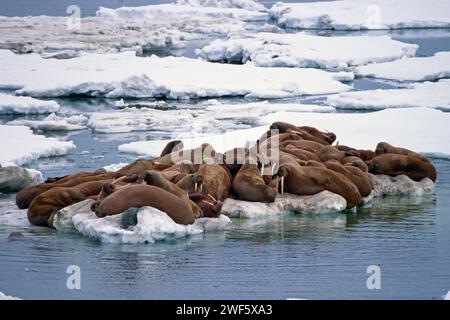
left=15, top=121, right=437, bottom=228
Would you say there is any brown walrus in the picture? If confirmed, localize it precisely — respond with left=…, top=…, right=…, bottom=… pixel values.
left=281, top=139, right=324, bottom=153
left=195, top=164, right=232, bottom=202
left=232, top=158, right=278, bottom=203
left=16, top=172, right=120, bottom=209
left=140, top=170, right=202, bottom=219
left=281, top=145, right=321, bottom=162
left=375, top=142, right=430, bottom=163
left=335, top=145, right=377, bottom=161
left=342, top=156, right=369, bottom=173
left=269, top=122, right=332, bottom=145
left=159, top=140, right=183, bottom=157
left=366, top=153, right=437, bottom=182
left=316, top=145, right=354, bottom=162
left=94, top=185, right=196, bottom=225
left=323, top=160, right=373, bottom=197
left=27, top=180, right=112, bottom=227
left=154, top=143, right=217, bottom=167
left=116, top=159, right=160, bottom=176
left=277, top=155, right=361, bottom=209
left=298, top=126, right=336, bottom=144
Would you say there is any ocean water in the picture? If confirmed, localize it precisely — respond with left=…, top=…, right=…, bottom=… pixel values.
left=1, top=1, right=450, bottom=300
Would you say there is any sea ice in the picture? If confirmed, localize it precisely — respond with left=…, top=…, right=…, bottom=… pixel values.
left=0, top=93, right=59, bottom=114
left=0, top=125, right=75, bottom=166
left=0, top=166, right=43, bottom=193
left=176, top=0, right=266, bottom=11
left=197, top=33, right=417, bottom=70
left=327, top=80, right=450, bottom=111
left=56, top=202, right=232, bottom=244
left=7, top=113, right=88, bottom=132
left=0, top=291, right=21, bottom=300
left=269, top=0, right=450, bottom=30
left=0, top=50, right=351, bottom=99
left=356, top=52, right=450, bottom=82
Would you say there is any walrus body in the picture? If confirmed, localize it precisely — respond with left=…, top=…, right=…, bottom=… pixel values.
left=16, top=172, right=119, bottom=209
left=281, top=139, right=324, bottom=153
left=196, top=164, right=231, bottom=201
left=323, top=160, right=373, bottom=197
left=375, top=142, right=429, bottom=162
left=232, top=162, right=278, bottom=203
left=342, top=156, right=369, bottom=173
left=281, top=146, right=321, bottom=162
left=95, top=185, right=196, bottom=225
left=278, top=161, right=361, bottom=209
left=317, top=146, right=351, bottom=162
left=367, top=154, right=437, bottom=182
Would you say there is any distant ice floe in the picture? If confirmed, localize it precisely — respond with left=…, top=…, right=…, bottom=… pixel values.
left=0, top=93, right=59, bottom=114
left=0, top=50, right=351, bottom=99
left=269, top=0, right=450, bottom=30
left=0, top=125, right=75, bottom=166
left=444, top=291, right=450, bottom=300
left=119, top=107, right=450, bottom=158
left=356, top=52, right=450, bottom=82
left=327, top=79, right=450, bottom=111
left=0, top=166, right=43, bottom=193
left=97, top=1, right=268, bottom=22
left=0, top=0, right=262, bottom=57
left=7, top=113, right=88, bottom=132
left=0, top=291, right=21, bottom=300
left=197, top=33, right=417, bottom=70
left=54, top=200, right=232, bottom=244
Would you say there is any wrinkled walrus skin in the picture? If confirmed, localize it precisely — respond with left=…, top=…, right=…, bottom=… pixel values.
left=323, top=160, right=373, bottom=197
left=94, top=185, right=196, bottom=225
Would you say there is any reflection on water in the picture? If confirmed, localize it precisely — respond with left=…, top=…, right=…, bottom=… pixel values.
left=0, top=159, right=449, bottom=299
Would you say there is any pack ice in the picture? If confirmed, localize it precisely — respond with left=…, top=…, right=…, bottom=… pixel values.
left=197, top=33, right=417, bottom=70
left=0, top=50, right=351, bottom=99
left=270, top=0, right=450, bottom=30
left=0, top=93, right=59, bottom=114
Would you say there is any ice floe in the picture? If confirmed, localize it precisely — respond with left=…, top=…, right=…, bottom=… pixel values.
left=0, top=50, right=351, bottom=99
left=97, top=2, right=268, bottom=22
left=327, top=80, right=450, bottom=111
left=54, top=200, right=232, bottom=244
left=0, top=166, right=43, bottom=193
left=119, top=107, right=450, bottom=158
left=222, top=191, right=347, bottom=218
left=356, top=52, right=450, bottom=82
left=7, top=113, right=88, bottom=132
left=197, top=33, right=417, bottom=70
left=0, top=125, right=75, bottom=166
left=444, top=291, right=450, bottom=300
left=0, top=93, right=59, bottom=114
left=0, top=291, right=21, bottom=300
left=177, top=0, right=266, bottom=11
left=269, top=0, right=450, bottom=30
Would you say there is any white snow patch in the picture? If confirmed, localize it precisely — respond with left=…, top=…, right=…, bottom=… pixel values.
left=327, top=79, right=450, bottom=111
left=269, top=0, right=450, bottom=30
left=0, top=125, right=75, bottom=166
left=444, top=291, right=450, bottom=300
left=7, top=113, right=88, bottom=131
left=0, top=50, right=351, bottom=99
left=55, top=202, right=231, bottom=244
left=0, top=291, right=21, bottom=300
left=176, top=0, right=266, bottom=11
left=356, top=52, right=450, bottom=82
left=0, top=93, right=59, bottom=114
left=102, top=162, right=130, bottom=173
left=197, top=33, right=417, bottom=70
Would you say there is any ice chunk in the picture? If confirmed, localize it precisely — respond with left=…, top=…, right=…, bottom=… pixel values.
left=97, top=3, right=268, bottom=22
left=69, top=206, right=230, bottom=244
left=356, top=52, right=450, bottom=81
left=0, top=50, right=351, bottom=99
left=444, top=291, right=450, bottom=300
left=197, top=33, right=417, bottom=70
left=269, top=0, right=450, bottom=30
left=0, top=125, right=76, bottom=166
left=0, top=291, right=21, bottom=300
left=369, top=175, right=435, bottom=197
left=0, top=166, right=43, bottom=193
left=262, top=107, right=450, bottom=157
left=7, top=113, right=88, bottom=131
left=176, top=0, right=266, bottom=11
left=222, top=191, right=347, bottom=218
left=102, top=163, right=130, bottom=172
left=327, top=80, right=450, bottom=111
left=53, top=199, right=96, bottom=232
left=0, top=93, right=59, bottom=114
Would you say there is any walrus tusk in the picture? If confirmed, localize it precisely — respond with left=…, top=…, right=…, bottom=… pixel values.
left=281, top=176, right=284, bottom=196
left=260, top=165, right=264, bottom=177
left=202, top=200, right=215, bottom=207
left=207, top=193, right=217, bottom=202
left=199, top=183, right=203, bottom=193
left=194, top=182, right=198, bottom=191
left=271, top=162, right=278, bottom=175
left=111, top=175, right=127, bottom=185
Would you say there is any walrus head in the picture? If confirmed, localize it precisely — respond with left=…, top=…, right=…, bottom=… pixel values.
left=188, top=193, right=222, bottom=218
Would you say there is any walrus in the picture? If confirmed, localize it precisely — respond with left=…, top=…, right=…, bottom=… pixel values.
left=222, top=147, right=248, bottom=175
left=195, top=164, right=232, bottom=201
left=140, top=170, right=202, bottom=219
left=280, top=139, right=324, bottom=153
left=27, top=180, right=112, bottom=227
left=160, top=140, right=183, bottom=157
left=335, top=145, right=377, bottom=161
left=316, top=145, right=354, bottom=162
left=162, top=161, right=197, bottom=174
left=269, top=122, right=331, bottom=145
left=366, top=153, right=437, bottom=182
left=281, top=145, right=321, bottom=162
left=16, top=172, right=120, bottom=209
left=375, top=142, right=430, bottom=163
left=154, top=143, right=216, bottom=167
left=232, top=159, right=278, bottom=203
left=323, top=160, right=373, bottom=197
left=342, top=156, right=369, bottom=173
left=116, top=159, right=160, bottom=176
left=277, top=155, right=361, bottom=209
left=298, top=126, right=336, bottom=144
left=94, top=185, right=196, bottom=225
